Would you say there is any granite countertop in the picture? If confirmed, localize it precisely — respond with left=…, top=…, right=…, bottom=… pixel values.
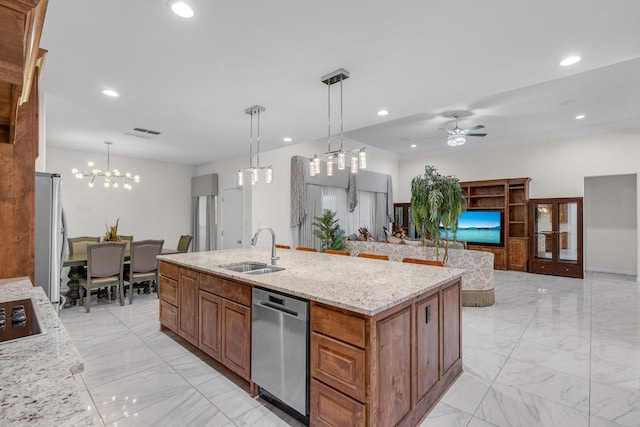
left=0, top=277, right=94, bottom=426
left=158, top=247, right=464, bottom=316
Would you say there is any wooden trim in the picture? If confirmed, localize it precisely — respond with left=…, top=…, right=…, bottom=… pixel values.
left=325, top=249, right=350, bottom=256
left=296, top=246, right=318, bottom=252
left=357, top=253, right=389, bottom=261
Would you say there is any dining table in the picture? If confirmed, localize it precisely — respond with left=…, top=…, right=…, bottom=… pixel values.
left=62, top=247, right=179, bottom=308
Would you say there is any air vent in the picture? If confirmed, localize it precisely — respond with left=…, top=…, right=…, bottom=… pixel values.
left=132, top=127, right=161, bottom=135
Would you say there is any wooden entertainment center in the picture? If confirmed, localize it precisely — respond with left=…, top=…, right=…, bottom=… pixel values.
left=460, top=178, right=531, bottom=271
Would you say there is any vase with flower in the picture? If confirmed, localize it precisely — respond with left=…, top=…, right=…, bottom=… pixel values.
left=103, top=218, right=122, bottom=242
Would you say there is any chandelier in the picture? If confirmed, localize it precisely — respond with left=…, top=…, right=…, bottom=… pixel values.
left=237, top=105, right=273, bottom=186
left=71, top=141, right=140, bottom=189
left=310, top=68, right=366, bottom=177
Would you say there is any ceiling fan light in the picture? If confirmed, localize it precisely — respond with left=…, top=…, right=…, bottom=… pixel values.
left=448, top=135, right=466, bottom=147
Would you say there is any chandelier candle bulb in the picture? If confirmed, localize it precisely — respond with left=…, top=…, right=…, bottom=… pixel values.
left=338, top=152, right=346, bottom=170
left=265, top=167, right=273, bottom=184
left=327, top=156, right=334, bottom=176
left=350, top=155, right=358, bottom=173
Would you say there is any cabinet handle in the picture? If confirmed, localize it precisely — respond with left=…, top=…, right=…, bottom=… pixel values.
left=425, top=304, right=432, bottom=324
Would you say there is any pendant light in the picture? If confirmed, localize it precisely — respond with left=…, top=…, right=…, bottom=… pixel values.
left=71, top=141, right=139, bottom=189
left=309, top=68, right=367, bottom=177
left=237, top=105, right=273, bottom=186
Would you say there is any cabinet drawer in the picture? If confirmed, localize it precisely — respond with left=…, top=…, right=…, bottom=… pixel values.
left=311, top=379, right=365, bottom=427
left=311, top=332, right=366, bottom=402
left=159, top=300, right=178, bottom=332
left=159, top=276, right=177, bottom=305
left=200, top=273, right=251, bottom=306
left=159, top=261, right=179, bottom=280
left=312, top=304, right=366, bottom=348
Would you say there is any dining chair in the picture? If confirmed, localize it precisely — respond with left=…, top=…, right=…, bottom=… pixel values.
left=124, top=240, right=164, bottom=302
left=67, top=236, right=100, bottom=255
left=325, top=249, right=350, bottom=256
left=296, top=246, right=318, bottom=252
left=78, top=242, right=127, bottom=313
left=177, top=235, right=192, bottom=253
left=119, top=235, right=134, bottom=251
left=275, top=244, right=291, bottom=249
left=357, top=253, right=389, bottom=261
left=402, top=257, right=444, bottom=267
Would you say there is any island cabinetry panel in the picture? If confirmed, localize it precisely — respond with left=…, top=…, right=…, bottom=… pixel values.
left=310, top=277, right=462, bottom=427
left=199, top=290, right=222, bottom=361
left=158, top=261, right=179, bottom=332
left=220, top=299, right=251, bottom=380
left=178, top=268, right=199, bottom=346
left=415, top=293, right=440, bottom=402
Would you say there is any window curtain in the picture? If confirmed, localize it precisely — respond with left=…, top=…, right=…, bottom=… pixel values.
left=298, top=184, right=323, bottom=250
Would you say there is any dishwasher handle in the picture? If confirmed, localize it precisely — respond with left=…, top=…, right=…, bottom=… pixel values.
left=259, top=301, right=300, bottom=317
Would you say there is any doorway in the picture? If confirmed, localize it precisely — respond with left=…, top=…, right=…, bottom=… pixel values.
left=222, top=187, right=244, bottom=249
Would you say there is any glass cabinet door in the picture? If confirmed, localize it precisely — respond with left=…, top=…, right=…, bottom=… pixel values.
left=533, top=202, right=553, bottom=261
left=557, top=201, right=579, bottom=263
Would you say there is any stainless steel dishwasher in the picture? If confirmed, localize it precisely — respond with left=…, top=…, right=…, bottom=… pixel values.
left=251, top=287, right=309, bottom=418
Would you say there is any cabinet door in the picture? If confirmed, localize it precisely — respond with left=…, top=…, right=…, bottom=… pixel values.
left=507, top=238, right=528, bottom=271
left=442, top=281, right=461, bottom=373
left=415, top=293, right=440, bottom=402
left=199, top=291, right=222, bottom=361
left=178, top=268, right=199, bottom=346
left=221, top=299, right=251, bottom=380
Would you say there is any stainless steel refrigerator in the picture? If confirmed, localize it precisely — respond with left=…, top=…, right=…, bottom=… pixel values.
left=35, top=172, right=66, bottom=305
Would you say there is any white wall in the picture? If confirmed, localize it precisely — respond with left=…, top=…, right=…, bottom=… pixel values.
left=46, top=147, right=196, bottom=250
left=197, top=137, right=400, bottom=249
left=585, top=174, right=637, bottom=275
left=397, top=129, right=640, bottom=275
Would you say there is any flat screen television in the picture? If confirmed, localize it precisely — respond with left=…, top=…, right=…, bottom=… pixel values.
left=439, top=210, right=503, bottom=246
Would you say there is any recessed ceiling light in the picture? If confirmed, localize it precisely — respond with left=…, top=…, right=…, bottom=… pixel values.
left=101, top=89, right=119, bottom=97
left=283, top=137, right=292, bottom=142
left=410, top=144, right=417, bottom=148
left=575, top=114, right=585, bottom=120
left=560, top=55, right=581, bottom=66
left=377, top=109, right=389, bottom=116
left=169, top=1, right=194, bottom=18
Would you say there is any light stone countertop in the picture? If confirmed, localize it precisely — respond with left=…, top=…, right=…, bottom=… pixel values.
left=0, top=277, right=95, bottom=426
left=158, top=247, right=464, bottom=316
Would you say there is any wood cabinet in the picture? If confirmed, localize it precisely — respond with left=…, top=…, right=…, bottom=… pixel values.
left=310, top=278, right=462, bottom=427
left=199, top=291, right=221, bottom=360
left=178, top=268, right=199, bottom=346
left=461, top=178, right=530, bottom=271
left=158, top=261, right=252, bottom=382
left=220, top=299, right=251, bottom=380
left=529, top=198, right=583, bottom=278
left=0, top=0, right=47, bottom=282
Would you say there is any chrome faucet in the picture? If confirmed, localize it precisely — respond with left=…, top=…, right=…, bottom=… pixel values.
left=251, top=226, right=279, bottom=265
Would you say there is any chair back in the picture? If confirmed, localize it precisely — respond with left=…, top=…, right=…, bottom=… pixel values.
left=68, top=236, right=100, bottom=255
left=402, top=257, right=444, bottom=267
left=296, top=246, right=318, bottom=252
left=275, top=244, right=291, bottom=249
left=325, top=249, right=350, bottom=256
left=177, top=235, right=192, bottom=253
left=131, top=240, right=164, bottom=273
left=120, top=235, right=134, bottom=251
left=357, top=253, right=389, bottom=261
left=87, top=242, right=126, bottom=278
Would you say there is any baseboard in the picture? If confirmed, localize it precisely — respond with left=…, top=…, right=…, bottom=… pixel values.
left=585, top=267, right=637, bottom=276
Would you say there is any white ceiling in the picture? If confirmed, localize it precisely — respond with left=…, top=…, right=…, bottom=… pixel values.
left=40, top=0, right=640, bottom=166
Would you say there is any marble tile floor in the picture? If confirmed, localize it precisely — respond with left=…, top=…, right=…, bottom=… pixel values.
left=59, top=271, right=640, bottom=427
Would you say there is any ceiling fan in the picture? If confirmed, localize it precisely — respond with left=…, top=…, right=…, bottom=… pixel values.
left=443, top=113, right=487, bottom=147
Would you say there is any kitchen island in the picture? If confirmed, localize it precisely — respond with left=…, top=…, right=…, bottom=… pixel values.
left=0, top=278, right=94, bottom=426
left=158, top=248, right=464, bottom=427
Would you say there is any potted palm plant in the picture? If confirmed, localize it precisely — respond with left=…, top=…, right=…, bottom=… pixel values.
left=411, top=165, right=466, bottom=264
left=312, top=210, right=346, bottom=252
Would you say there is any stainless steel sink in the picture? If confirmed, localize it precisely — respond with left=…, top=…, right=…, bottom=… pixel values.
left=245, top=266, right=285, bottom=275
left=220, top=262, right=284, bottom=274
